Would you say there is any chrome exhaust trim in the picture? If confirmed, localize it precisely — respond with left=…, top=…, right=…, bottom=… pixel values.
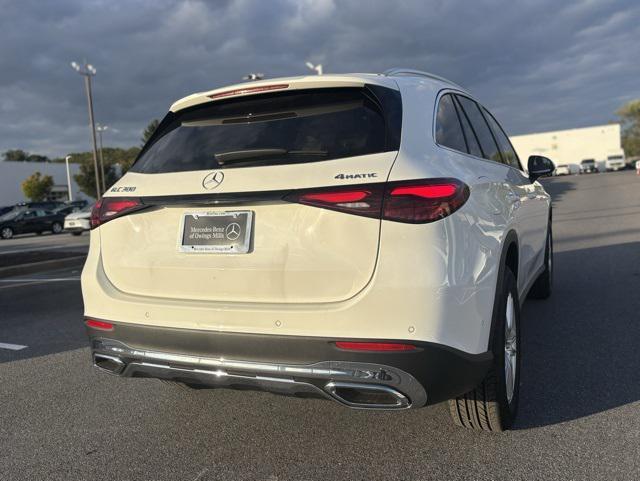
left=93, top=353, right=125, bottom=375
left=91, top=339, right=427, bottom=409
left=325, top=381, right=410, bottom=409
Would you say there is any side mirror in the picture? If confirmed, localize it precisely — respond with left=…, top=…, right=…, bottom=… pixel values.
left=528, top=155, right=555, bottom=182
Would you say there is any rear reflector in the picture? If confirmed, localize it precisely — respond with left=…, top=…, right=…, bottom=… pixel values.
left=286, top=178, right=469, bottom=224
left=335, top=341, right=416, bottom=352
left=208, top=84, right=289, bottom=100
left=90, top=197, right=146, bottom=229
left=85, top=319, right=114, bottom=331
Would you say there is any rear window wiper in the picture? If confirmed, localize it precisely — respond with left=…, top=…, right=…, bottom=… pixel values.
left=214, top=149, right=327, bottom=165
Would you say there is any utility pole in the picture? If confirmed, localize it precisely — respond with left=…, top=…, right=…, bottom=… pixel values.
left=70, top=60, right=101, bottom=199
left=65, top=155, right=73, bottom=202
left=96, top=124, right=108, bottom=194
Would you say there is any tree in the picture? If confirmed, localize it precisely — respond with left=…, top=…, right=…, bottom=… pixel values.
left=141, top=119, right=160, bottom=146
left=3, top=149, right=29, bottom=162
left=73, top=160, right=120, bottom=198
left=2, top=150, right=51, bottom=162
left=21, top=172, right=54, bottom=201
left=617, top=99, right=640, bottom=158
left=57, top=146, right=140, bottom=196
left=26, top=154, right=51, bottom=162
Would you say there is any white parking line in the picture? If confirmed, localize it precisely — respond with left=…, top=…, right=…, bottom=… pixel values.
left=0, top=244, right=87, bottom=255
left=0, top=278, right=80, bottom=282
left=0, top=278, right=80, bottom=289
left=0, top=342, right=28, bottom=351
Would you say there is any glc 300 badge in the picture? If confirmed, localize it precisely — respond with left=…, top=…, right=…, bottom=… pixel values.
left=202, top=171, right=224, bottom=190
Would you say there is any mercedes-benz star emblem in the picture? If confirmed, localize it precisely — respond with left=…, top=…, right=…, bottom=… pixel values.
left=202, top=171, right=224, bottom=190
left=225, top=222, right=241, bottom=241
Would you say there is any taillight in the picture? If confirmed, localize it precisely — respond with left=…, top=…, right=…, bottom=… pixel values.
left=90, top=197, right=146, bottom=229
left=335, top=341, right=416, bottom=351
left=383, top=179, right=469, bottom=224
left=286, top=178, right=469, bottom=224
left=289, top=185, right=385, bottom=218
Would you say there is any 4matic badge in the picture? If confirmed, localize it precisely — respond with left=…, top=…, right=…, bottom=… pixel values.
left=334, top=173, right=378, bottom=180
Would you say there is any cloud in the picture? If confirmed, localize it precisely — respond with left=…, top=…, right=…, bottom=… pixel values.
left=0, top=0, right=638, bottom=157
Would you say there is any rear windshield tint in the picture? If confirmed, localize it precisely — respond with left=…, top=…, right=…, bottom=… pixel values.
left=131, top=86, right=401, bottom=173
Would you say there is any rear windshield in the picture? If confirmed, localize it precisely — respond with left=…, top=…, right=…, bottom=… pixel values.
left=131, top=86, right=401, bottom=173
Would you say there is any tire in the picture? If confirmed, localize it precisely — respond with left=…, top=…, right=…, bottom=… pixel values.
left=71, top=231, right=83, bottom=236
left=529, top=224, right=553, bottom=299
left=51, top=222, right=63, bottom=234
left=448, top=268, right=520, bottom=432
left=1, top=227, right=13, bottom=240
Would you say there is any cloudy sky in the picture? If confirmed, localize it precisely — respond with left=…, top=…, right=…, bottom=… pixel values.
left=1, top=0, right=638, bottom=158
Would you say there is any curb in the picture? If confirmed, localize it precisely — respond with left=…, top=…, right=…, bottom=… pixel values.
left=0, top=255, right=86, bottom=279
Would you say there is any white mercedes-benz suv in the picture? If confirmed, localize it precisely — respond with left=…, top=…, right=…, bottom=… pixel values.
left=82, top=69, right=554, bottom=432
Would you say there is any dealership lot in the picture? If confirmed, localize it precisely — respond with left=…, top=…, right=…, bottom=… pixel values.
left=1, top=171, right=639, bottom=481
left=0, top=231, right=88, bottom=270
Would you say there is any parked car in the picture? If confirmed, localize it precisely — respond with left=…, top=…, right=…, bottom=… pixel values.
left=580, top=158, right=597, bottom=173
left=63, top=200, right=89, bottom=209
left=14, top=200, right=64, bottom=211
left=0, top=205, right=15, bottom=217
left=606, top=154, right=626, bottom=171
left=53, top=204, right=82, bottom=217
left=64, top=204, right=93, bottom=235
left=83, top=69, right=554, bottom=432
left=0, top=208, right=66, bottom=239
left=555, top=164, right=571, bottom=175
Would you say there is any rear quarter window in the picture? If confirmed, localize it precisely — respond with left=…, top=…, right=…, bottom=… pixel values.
left=132, top=86, right=401, bottom=173
left=435, top=94, right=466, bottom=153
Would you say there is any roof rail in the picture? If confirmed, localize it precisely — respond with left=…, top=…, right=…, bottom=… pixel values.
left=382, top=68, right=462, bottom=88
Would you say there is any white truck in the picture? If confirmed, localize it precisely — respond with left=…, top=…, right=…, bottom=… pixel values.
left=606, top=152, right=626, bottom=171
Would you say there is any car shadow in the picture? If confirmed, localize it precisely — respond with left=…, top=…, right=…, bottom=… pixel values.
left=538, top=176, right=575, bottom=204
left=515, top=241, right=640, bottom=429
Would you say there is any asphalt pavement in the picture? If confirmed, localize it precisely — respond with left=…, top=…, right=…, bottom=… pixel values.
left=1, top=170, right=639, bottom=481
left=0, top=231, right=89, bottom=268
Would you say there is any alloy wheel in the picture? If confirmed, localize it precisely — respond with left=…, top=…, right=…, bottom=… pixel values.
left=504, top=293, right=517, bottom=404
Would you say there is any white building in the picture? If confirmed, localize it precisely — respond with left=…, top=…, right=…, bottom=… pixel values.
left=0, top=160, right=91, bottom=206
left=510, top=124, right=624, bottom=170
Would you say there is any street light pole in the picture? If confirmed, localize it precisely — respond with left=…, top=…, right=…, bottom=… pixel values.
left=96, top=124, right=108, bottom=194
left=65, top=155, right=73, bottom=202
left=71, top=61, right=101, bottom=199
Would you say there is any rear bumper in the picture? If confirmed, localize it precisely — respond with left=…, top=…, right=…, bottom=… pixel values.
left=87, top=321, right=492, bottom=409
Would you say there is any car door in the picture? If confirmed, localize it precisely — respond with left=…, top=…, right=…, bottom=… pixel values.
left=37, top=210, right=53, bottom=231
left=481, top=106, right=549, bottom=284
left=454, top=95, right=530, bottom=288
left=19, top=210, right=39, bottom=234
